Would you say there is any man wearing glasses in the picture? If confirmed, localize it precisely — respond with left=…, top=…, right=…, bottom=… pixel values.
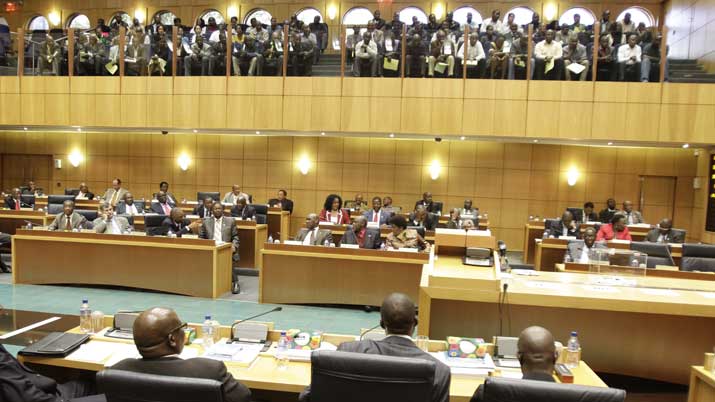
left=112, top=307, right=251, bottom=402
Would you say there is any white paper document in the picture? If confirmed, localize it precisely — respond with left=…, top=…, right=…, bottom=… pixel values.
left=566, top=62, right=586, bottom=74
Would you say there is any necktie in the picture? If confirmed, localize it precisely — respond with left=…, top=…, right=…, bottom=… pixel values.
left=373, top=211, right=379, bottom=223
left=309, top=229, right=315, bottom=245
left=15, top=199, right=20, bottom=210
left=163, top=204, right=170, bottom=215
left=65, top=215, right=72, bottom=231
left=111, top=190, right=119, bottom=205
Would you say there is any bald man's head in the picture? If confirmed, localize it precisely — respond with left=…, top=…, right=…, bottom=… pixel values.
left=133, top=307, right=186, bottom=358
left=517, top=326, right=557, bottom=376
left=380, top=293, right=417, bottom=336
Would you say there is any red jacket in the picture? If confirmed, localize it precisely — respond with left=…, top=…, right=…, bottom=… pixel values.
left=319, top=208, right=350, bottom=225
left=596, top=223, right=632, bottom=241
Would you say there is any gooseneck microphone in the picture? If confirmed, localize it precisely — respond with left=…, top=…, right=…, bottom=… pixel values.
left=359, top=323, right=383, bottom=340
left=230, top=307, right=283, bottom=341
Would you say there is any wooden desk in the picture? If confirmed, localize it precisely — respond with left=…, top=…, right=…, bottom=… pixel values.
left=418, top=257, right=715, bottom=384
left=235, top=220, right=267, bottom=269
left=306, top=224, right=436, bottom=244
left=18, top=321, right=606, bottom=402
left=0, top=210, right=52, bottom=234
left=267, top=208, right=290, bottom=242
left=12, top=230, right=233, bottom=298
left=260, top=243, right=429, bottom=306
left=523, top=221, right=546, bottom=263
left=688, top=366, right=715, bottom=402
left=34, top=197, right=100, bottom=211
left=535, top=240, right=684, bottom=271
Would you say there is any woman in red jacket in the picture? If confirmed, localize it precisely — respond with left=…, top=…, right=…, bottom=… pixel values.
left=596, top=214, right=632, bottom=241
left=319, top=194, right=350, bottom=224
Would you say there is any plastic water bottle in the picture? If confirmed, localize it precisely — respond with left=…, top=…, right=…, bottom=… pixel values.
left=211, top=318, right=221, bottom=344
left=267, top=234, right=273, bottom=244
left=202, top=315, right=214, bottom=348
left=565, top=331, right=580, bottom=368
left=80, top=299, right=92, bottom=333
left=323, top=238, right=330, bottom=247
left=277, top=331, right=288, bottom=353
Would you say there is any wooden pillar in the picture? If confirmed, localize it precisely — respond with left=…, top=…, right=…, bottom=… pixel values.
left=118, top=26, right=126, bottom=77
left=282, top=25, right=289, bottom=77
left=171, top=26, right=177, bottom=77
left=659, top=25, right=668, bottom=82
left=340, top=25, right=346, bottom=78
left=462, top=26, right=469, bottom=79
left=526, top=25, right=533, bottom=81
left=225, top=29, right=231, bottom=78
left=67, top=28, right=75, bottom=77
left=400, top=25, right=406, bottom=78
left=592, top=22, right=600, bottom=81
left=17, top=28, right=24, bottom=77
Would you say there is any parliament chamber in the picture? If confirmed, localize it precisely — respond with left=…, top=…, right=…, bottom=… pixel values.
left=0, top=0, right=715, bottom=401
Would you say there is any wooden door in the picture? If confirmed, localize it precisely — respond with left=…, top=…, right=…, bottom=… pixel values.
left=1, top=154, right=53, bottom=194
left=638, top=176, right=676, bottom=224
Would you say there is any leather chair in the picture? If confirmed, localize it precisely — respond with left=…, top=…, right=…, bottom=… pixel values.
left=671, top=229, right=687, bottom=242
left=48, top=194, right=76, bottom=205
left=47, top=204, right=64, bottom=215
left=305, top=350, right=435, bottom=402
left=255, top=214, right=267, bottom=224
left=76, top=209, right=99, bottom=223
left=20, top=194, right=36, bottom=207
left=630, top=241, right=675, bottom=268
left=251, top=204, right=268, bottom=215
left=144, top=215, right=168, bottom=236
left=96, top=368, right=224, bottom=402
left=432, top=201, right=443, bottom=215
left=472, top=376, right=626, bottom=402
left=544, top=219, right=561, bottom=236
left=65, top=188, right=79, bottom=196
left=197, top=192, right=220, bottom=202
left=681, top=243, right=715, bottom=273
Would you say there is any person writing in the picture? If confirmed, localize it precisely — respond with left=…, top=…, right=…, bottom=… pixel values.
left=319, top=194, right=350, bottom=224
left=231, top=197, right=256, bottom=220
left=646, top=218, right=684, bottom=243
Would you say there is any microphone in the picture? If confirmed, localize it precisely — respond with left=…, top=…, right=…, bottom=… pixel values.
left=497, top=240, right=507, bottom=257
left=230, top=307, right=283, bottom=341
left=360, top=323, right=383, bottom=340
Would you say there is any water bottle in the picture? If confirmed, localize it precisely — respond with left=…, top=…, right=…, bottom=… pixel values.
left=277, top=331, right=288, bottom=353
left=211, top=318, right=221, bottom=344
left=79, top=299, right=92, bottom=333
left=565, top=331, right=580, bottom=368
left=267, top=234, right=273, bottom=244
left=564, top=253, right=572, bottom=263
left=323, top=238, right=330, bottom=247
left=202, top=315, right=214, bottom=348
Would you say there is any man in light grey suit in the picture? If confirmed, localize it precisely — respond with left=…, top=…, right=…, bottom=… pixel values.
left=566, top=227, right=606, bottom=263
left=363, top=196, right=391, bottom=226
left=223, top=184, right=251, bottom=205
left=341, top=216, right=381, bottom=249
left=93, top=204, right=131, bottom=234
left=618, top=200, right=644, bottom=225
left=200, top=202, right=241, bottom=293
left=646, top=218, right=684, bottom=243
left=295, top=213, right=333, bottom=246
left=48, top=200, right=87, bottom=231
left=100, top=178, right=129, bottom=207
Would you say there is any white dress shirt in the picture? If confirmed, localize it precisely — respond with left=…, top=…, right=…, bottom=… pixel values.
left=534, top=40, right=563, bottom=60
left=579, top=245, right=591, bottom=263
left=355, top=40, right=377, bottom=58
left=480, top=18, right=504, bottom=34
left=457, top=41, right=485, bottom=62
left=302, top=228, right=318, bottom=245
left=618, top=44, right=642, bottom=64
left=125, top=203, right=139, bottom=215
left=107, top=218, right=121, bottom=234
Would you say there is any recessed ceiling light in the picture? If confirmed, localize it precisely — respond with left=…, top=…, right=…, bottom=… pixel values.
left=256, top=131, right=261, bottom=135
left=533, top=139, right=538, bottom=143
left=460, top=136, right=466, bottom=140
left=193, top=129, right=197, bottom=133
left=607, top=142, right=614, bottom=146
left=389, top=133, right=395, bottom=138
left=23, top=127, right=27, bottom=131
left=77, top=128, right=81, bottom=132
left=682, top=143, right=690, bottom=149
left=321, top=132, right=325, bottom=136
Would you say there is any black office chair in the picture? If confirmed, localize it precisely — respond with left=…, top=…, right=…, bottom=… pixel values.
left=144, top=215, right=167, bottom=236
left=65, top=188, right=79, bottom=196
left=566, top=207, right=583, bottom=222
left=432, top=201, right=443, bottom=215
left=306, top=350, right=435, bottom=402
left=671, top=228, right=687, bottom=243
left=76, top=209, right=98, bottom=223
left=544, top=219, right=561, bottom=236
left=197, top=192, right=220, bottom=202
left=251, top=204, right=268, bottom=215
left=681, top=243, right=715, bottom=273
left=47, top=204, right=64, bottom=215
left=630, top=241, right=675, bottom=268
left=255, top=214, right=267, bottom=224
left=20, top=194, right=35, bottom=207
left=48, top=194, right=76, bottom=204
left=472, top=376, right=626, bottom=402
left=96, top=369, right=224, bottom=402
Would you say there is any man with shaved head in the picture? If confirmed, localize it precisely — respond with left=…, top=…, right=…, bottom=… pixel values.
left=619, top=200, right=644, bottom=225
left=646, top=218, right=684, bottom=243
left=301, top=293, right=451, bottom=402
left=112, top=307, right=251, bottom=402
left=340, top=215, right=381, bottom=249
left=295, top=213, right=333, bottom=246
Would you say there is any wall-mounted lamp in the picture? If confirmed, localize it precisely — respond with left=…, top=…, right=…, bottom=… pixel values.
left=429, top=160, right=441, bottom=180
left=134, top=8, right=146, bottom=24
left=227, top=5, right=239, bottom=19
left=48, top=11, right=61, bottom=26
left=543, top=3, right=558, bottom=21
left=433, top=4, right=445, bottom=20
left=68, top=149, right=83, bottom=167
left=177, top=153, right=191, bottom=171
left=297, top=156, right=311, bottom=175
left=327, top=4, right=338, bottom=20
left=566, top=166, right=579, bottom=186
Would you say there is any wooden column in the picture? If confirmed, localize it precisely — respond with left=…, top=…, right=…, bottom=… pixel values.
left=282, top=25, right=289, bottom=77
left=171, top=26, right=177, bottom=77
left=67, top=28, right=75, bottom=76
left=225, top=29, right=231, bottom=78
left=526, top=25, right=533, bottom=81
left=462, top=26, right=469, bottom=79
left=118, top=26, right=126, bottom=77
left=591, top=22, right=600, bottom=81
left=659, top=25, right=668, bottom=82
left=340, top=25, right=346, bottom=78
left=400, top=24, right=406, bottom=78
left=17, top=28, right=24, bottom=77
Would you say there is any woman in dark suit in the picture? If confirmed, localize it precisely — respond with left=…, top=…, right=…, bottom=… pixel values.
left=319, top=194, right=350, bottom=224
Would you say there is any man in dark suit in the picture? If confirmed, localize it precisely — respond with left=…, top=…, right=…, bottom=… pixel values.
left=151, top=191, right=173, bottom=215
left=470, top=326, right=557, bottom=401
left=566, top=227, right=606, bottom=263
left=200, top=202, right=241, bottom=293
left=598, top=198, right=618, bottom=223
left=268, top=189, right=293, bottom=214
left=231, top=197, right=256, bottom=220
left=408, top=205, right=438, bottom=230
left=158, top=181, right=177, bottom=206
left=580, top=201, right=599, bottom=222
left=341, top=216, right=381, bottom=249
left=300, top=293, right=450, bottom=402
left=0, top=343, right=96, bottom=401
left=363, top=196, right=391, bottom=226
left=162, top=207, right=200, bottom=237
left=76, top=183, right=94, bottom=200
left=4, top=188, right=29, bottom=210
left=192, top=196, right=214, bottom=218
left=414, top=192, right=437, bottom=213
left=548, top=211, right=580, bottom=238
left=646, top=218, right=684, bottom=243
left=112, top=307, right=251, bottom=402
left=116, top=192, right=144, bottom=215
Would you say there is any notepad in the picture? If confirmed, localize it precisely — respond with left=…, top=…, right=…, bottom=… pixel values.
left=203, top=341, right=262, bottom=366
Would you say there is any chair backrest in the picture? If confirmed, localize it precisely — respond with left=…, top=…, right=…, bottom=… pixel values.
left=48, top=194, right=76, bottom=205
left=144, top=215, right=167, bottom=236
left=197, top=192, right=220, bottom=202
left=475, top=376, right=626, bottom=402
left=544, top=219, right=561, bottom=234
left=630, top=241, right=674, bottom=268
left=672, top=228, right=687, bottom=242
left=566, top=207, right=583, bottom=222
left=255, top=214, right=267, bottom=224
left=47, top=204, right=63, bottom=215
left=20, top=194, right=35, bottom=206
left=251, top=204, right=268, bottom=215
left=308, top=350, right=435, bottom=402
left=681, top=243, right=715, bottom=272
left=97, top=369, right=224, bottom=402
left=65, top=188, right=79, bottom=196
left=76, top=209, right=98, bottom=222
left=432, top=201, right=443, bottom=215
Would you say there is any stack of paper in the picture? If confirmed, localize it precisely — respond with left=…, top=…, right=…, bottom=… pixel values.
left=431, top=352, right=496, bottom=376
left=203, top=341, right=263, bottom=366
